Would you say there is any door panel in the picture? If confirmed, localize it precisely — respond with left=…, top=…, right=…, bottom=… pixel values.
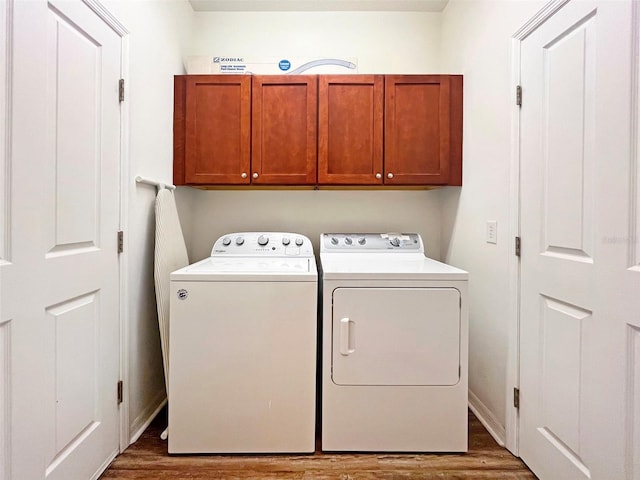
left=184, top=76, right=251, bottom=185
left=519, top=1, right=637, bottom=479
left=384, top=75, right=451, bottom=185
left=331, top=287, right=460, bottom=386
left=48, top=292, right=99, bottom=457
left=318, top=75, right=383, bottom=185
left=252, top=75, right=317, bottom=185
left=1, top=1, right=122, bottom=478
left=630, top=325, right=640, bottom=480
left=47, top=6, right=100, bottom=253
left=539, top=295, right=590, bottom=454
left=542, top=13, right=595, bottom=260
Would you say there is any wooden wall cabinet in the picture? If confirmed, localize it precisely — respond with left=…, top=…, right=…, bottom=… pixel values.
left=175, top=75, right=317, bottom=186
left=174, top=74, right=462, bottom=187
left=252, top=76, right=317, bottom=185
left=385, top=75, right=462, bottom=186
left=174, top=75, right=251, bottom=185
left=318, top=75, right=384, bottom=185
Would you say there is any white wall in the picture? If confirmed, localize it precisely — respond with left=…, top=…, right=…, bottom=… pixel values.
left=179, top=10, right=445, bottom=263
left=191, top=11, right=442, bottom=73
left=439, top=0, right=545, bottom=441
left=101, top=0, right=193, bottom=444
left=182, top=189, right=443, bottom=262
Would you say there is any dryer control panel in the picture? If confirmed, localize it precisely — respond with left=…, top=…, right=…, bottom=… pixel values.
left=211, top=232, right=314, bottom=257
left=321, top=233, right=423, bottom=252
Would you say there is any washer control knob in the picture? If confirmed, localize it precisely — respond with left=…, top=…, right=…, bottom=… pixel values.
left=295, top=237, right=304, bottom=246
left=222, top=237, right=231, bottom=246
left=390, top=237, right=401, bottom=247
left=235, top=236, right=244, bottom=246
left=344, top=237, right=353, bottom=245
left=257, top=235, right=269, bottom=246
left=358, top=237, right=366, bottom=245
left=282, top=237, right=290, bottom=246
left=330, top=237, right=339, bottom=245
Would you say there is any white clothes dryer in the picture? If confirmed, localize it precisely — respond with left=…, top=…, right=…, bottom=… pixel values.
left=168, top=232, right=317, bottom=454
left=320, top=233, right=469, bottom=452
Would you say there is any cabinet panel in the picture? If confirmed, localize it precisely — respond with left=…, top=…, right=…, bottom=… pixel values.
left=252, top=76, right=317, bottom=185
left=318, top=75, right=383, bottom=185
left=385, top=75, right=456, bottom=185
left=176, top=75, right=251, bottom=185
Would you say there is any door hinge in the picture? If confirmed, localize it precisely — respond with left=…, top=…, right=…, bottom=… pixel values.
left=516, top=85, right=522, bottom=107
left=513, top=387, right=520, bottom=409
left=515, top=236, right=521, bottom=257
left=117, top=230, right=124, bottom=254
left=117, top=380, right=123, bottom=404
left=119, top=78, right=125, bottom=103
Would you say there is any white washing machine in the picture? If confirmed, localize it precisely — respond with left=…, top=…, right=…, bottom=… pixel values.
left=320, top=233, right=468, bottom=452
left=168, top=232, right=317, bottom=454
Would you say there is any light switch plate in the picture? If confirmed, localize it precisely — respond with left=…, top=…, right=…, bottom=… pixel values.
left=486, top=221, right=497, bottom=244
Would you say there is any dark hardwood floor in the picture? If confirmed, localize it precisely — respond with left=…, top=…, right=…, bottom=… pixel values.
left=101, top=409, right=536, bottom=479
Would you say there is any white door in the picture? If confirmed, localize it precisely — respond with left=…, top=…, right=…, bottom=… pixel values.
left=519, top=1, right=639, bottom=479
left=1, top=1, right=122, bottom=478
left=331, top=287, right=461, bottom=386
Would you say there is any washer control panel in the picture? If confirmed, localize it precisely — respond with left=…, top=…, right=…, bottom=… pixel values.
left=321, top=233, right=423, bottom=252
left=211, top=232, right=314, bottom=257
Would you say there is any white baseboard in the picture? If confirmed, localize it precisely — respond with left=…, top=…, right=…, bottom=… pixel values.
left=469, top=390, right=506, bottom=447
left=128, top=391, right=167, bottom=446
left=91, top=448, right=118, bottom=480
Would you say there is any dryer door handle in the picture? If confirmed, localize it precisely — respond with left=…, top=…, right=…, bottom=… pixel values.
left=339, top=317, right=355, bottom=355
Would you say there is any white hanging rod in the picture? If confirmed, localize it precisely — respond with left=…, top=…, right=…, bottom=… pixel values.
left=135, top=175, right=176, bottom=191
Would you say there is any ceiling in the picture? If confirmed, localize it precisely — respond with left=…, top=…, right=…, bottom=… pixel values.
left=189, top=0, right=449, bottom=12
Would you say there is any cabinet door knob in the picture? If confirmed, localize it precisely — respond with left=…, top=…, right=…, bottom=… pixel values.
left=387, top=172, right=394, bottom=179
left=375, top=173, right=382, bottom=179
left=252, top=172, right=259, bottom=179
left=241, top=172, right=247, bottom=179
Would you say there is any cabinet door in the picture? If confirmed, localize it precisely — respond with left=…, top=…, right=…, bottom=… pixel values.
left=318, top=75, right=383, bottom=185
left=175, top=75, right=251, bottom=185
left=252, top=75, right=317, bottom=185
left=385, top=75, right=462, bottom=185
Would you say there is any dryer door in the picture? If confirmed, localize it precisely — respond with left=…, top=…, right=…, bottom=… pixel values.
left=332, top=287, right=460, bottom=386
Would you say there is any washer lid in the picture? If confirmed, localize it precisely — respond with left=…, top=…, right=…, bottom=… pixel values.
left=171, top=256, right=318, bottom=281
left=320, top=253, right=467, bottom=281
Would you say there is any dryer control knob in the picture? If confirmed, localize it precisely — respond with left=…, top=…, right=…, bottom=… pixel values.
left=235, top=236, right=244, bottom=246
left=295, top=237, right=304, bottom=246
left=358, top=237, right=366, bottom=245
left=330, top=237, right=339, bottom=245
left=258, top=235, right=269, bottom=246
left=282, top=237, right=290, bottom=246
left=222, top=237, right=231, bottom=246
left=390, top=237, right=401, bottom=247
left=344, top=237, right=353, bottom=245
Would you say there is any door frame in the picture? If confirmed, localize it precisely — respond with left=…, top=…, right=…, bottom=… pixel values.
left=76, top=0, right=131, bottom=454
left=506, top=0, right=640, bottom=458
